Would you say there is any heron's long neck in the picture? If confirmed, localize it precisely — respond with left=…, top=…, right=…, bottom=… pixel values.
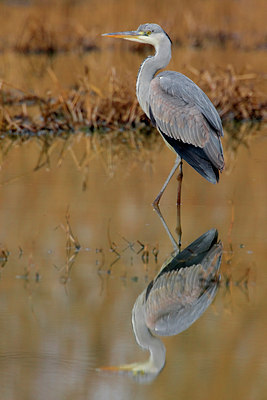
left=136, top=40, right=171, bottom=116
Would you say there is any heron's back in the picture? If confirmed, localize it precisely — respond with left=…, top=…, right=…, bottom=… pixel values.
left=148, top=71, right=224, bottom=183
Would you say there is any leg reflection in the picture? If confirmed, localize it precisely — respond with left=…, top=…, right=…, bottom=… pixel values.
left=153, top=205, right=180, bottom=253
left=153, top=159, right=183, bottom=252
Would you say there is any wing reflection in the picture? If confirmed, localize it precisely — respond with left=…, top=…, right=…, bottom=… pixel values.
left=99, top=228, right=222, bottom=382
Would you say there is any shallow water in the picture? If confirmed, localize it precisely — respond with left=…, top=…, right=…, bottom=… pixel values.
left=1, top=44, right=267, bottom=96
left=0, top=123, right=266, bottom=399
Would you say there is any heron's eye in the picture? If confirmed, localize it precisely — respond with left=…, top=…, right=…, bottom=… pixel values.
left=146, top=30, right=152, bottom=36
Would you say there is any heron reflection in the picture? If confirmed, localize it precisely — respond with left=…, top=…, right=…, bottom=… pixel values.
left=99, top=228, right=222, bottom=382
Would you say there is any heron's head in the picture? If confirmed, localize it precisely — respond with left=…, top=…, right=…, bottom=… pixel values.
left=102, top=23, right=172, bottom=49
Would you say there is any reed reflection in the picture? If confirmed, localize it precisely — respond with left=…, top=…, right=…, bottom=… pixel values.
left=100, top=228, right=222, bottom=382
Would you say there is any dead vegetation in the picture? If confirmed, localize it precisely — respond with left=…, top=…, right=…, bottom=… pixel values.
left=0, top=67, right=146, bottom=135
left=0, top=0, right=266, bottom=53
left=0, top=1, right=266, bottom=139
left=0, top=65, right=266, bottom=139
left=188, top=65, right=267, bottom=121
left=14, top=16, right=97, bottom=54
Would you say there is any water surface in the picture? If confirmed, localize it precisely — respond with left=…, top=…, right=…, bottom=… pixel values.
left=0, top=124, right=266, bottom=399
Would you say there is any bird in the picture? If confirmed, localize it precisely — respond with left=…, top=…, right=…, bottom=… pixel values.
left=102, top=23, right=225, bottom=207
left=98, top=228, right=222, bottom=382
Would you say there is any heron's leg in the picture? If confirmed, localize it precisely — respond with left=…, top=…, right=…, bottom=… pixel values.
left=153, top=205, right=179, bottom=252
left=176, top=160, right=183, bottom=206
left=176, top=160, right=183, bottom=250
left=152, top=156, right=181, bottom=210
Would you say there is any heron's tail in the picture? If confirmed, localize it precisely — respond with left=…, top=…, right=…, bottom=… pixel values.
left=160, top=130, right=223, bottom=184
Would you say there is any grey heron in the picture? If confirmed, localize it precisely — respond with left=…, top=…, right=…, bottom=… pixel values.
left=102, top=23, right=224, bottom=208
left=98, top=228, right=222, bottom=382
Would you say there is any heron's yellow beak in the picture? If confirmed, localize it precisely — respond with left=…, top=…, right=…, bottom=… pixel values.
left=102, top=30, right=147, bottom=43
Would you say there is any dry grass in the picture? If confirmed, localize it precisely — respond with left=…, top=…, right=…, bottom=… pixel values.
left=0, top=0, right=266, bottom=52
left=14, top=15, right=97, bottom=54
left=0, top=67, right=144, bottom=134
left=0, top=65, right=266, bottom=139
left=0, top=67, right=146, bottom=135
left=0, top=0, right=266, bottom=144
left=188, top=65, right=267, bottom=121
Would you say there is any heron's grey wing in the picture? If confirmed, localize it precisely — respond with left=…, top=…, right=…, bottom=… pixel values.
left=149, top=72, right=224, bottom=173
left=173, top=72, right=223, bottom=136
left=149, top=77, right=209, bottom=147
left=149, top=71, right=223, bottom=138
left=145, top=243, right=222, bottom=336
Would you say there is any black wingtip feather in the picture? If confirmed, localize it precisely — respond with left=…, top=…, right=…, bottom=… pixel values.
left=156, top=228, right=219, bottom=279
left=160, top=130, right=220, bottom=184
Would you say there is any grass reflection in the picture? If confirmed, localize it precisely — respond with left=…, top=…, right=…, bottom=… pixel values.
left=0, top=122, right=263, bottom=191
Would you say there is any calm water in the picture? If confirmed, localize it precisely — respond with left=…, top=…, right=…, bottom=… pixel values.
left=0, top=43, right=267, bottom=399
left=0, top=125, right=266, bottom=399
